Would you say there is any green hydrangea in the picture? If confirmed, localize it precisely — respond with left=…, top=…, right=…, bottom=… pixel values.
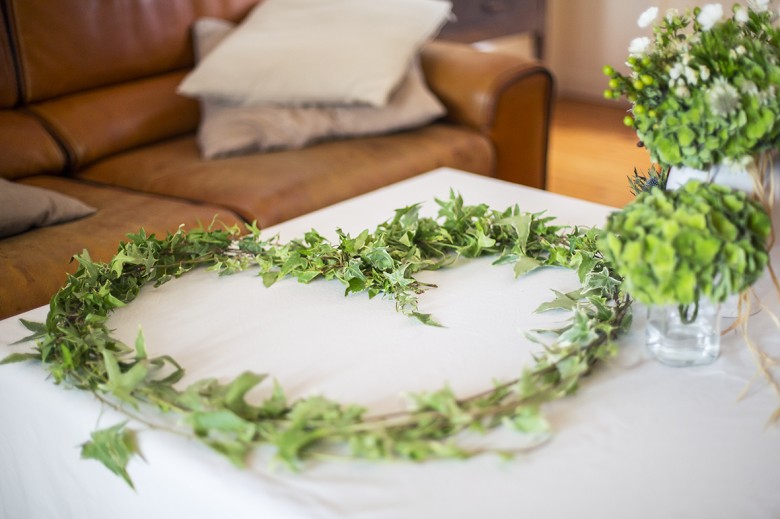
left=600, top=181, right=770, bottom=305
left=603, top=3, right=780, bottom=170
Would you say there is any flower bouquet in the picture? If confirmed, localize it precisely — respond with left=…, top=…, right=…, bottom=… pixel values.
left=601, top=180, right=771, bottom=307
left=603, top=1, right=780, bottom=197
left=600, top=180, right=771, bottom=365
left=599, top=1, right=780, bottom=389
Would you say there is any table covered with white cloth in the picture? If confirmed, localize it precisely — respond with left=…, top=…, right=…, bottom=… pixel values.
left=1, top=168, right=778, bottom=518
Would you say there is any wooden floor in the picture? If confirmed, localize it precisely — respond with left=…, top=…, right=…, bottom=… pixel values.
left=546, top=97, right=651, bottom=208
left=473, top=37, right=649, bottom=208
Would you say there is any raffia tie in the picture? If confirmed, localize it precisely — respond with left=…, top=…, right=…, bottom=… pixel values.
left=729, top=152, right=780, bottom=424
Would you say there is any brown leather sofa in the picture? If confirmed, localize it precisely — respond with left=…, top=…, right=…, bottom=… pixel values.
left=0, top=0, right=553, bottom=319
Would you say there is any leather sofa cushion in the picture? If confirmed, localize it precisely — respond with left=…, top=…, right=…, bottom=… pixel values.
left=0, top=176, right=242, bottom=319
left=4, top=0, right=258, bottom=170
left=0, top=3, right=17, bottom=107
left=0, top=111, right=66, bottom=179
left=32, top=72, right=199, bottom=169
left=7, top=0, right=258, bottom=103
left=76, top=123, right=494, bottom=226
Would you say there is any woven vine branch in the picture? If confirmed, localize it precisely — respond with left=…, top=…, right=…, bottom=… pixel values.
left=3, top=192, right=632, bottom=487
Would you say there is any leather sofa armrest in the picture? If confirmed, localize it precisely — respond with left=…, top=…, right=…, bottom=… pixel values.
left=420, top=40, right=554, bottom=189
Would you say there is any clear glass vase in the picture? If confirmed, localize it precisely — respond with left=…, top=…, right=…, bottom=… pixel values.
left=646, top=300, right=721, bottom=367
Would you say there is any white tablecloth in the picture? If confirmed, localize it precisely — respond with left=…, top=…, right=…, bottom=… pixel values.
left=2, top=168, right=779, bottom=519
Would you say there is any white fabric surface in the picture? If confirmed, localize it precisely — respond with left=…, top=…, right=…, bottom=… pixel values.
left=1, top=168, right=779, bottom=519
left=178, top=0, right=451, bottom=107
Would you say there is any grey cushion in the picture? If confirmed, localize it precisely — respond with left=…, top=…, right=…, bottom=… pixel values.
left=0, top=178, right=97, bottom=238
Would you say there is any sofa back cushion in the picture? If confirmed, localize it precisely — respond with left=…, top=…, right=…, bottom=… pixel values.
left=1, top=0, right=259, bottom=170
left=8, top=0, right=258, bottom=103
left=0, top=5, right=66, bottom=179
left=0, top=111, right=66, bottom=179
left=0, top=3, right=17, bottom=108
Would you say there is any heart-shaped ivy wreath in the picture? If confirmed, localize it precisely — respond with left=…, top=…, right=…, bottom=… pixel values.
left=4, top=192, right=632, bottom=488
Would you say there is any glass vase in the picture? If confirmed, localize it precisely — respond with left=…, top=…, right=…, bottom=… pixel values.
left=666, top=163, right=754, bottom=193
left=646, top=300, right=721, bottom=367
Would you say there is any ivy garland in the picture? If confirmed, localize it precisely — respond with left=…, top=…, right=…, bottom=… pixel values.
left=3, top=193, right=632, bottom=487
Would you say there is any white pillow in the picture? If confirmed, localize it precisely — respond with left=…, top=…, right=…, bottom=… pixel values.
left=178, top=0, right=452, bottom=107
left=192, top=18, right=446, bottom=159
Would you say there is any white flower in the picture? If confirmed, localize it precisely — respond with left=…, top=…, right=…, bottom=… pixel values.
left=629, top=37, right=651, bottom=56
left=729, top=46, right=747, bottom=59
left=669, top=63, right=684, bottom=79
left=739, top=80, right=759, bottom=95
left=665, top=8, right=680, bottom=21
left=684, top=66, right=698, bottom=85
left=675, top=84, right=691, bottom=98
left=699, top=65, right=711, bottom=82
left=748, top=0, right=770, bottom=12
left=707, top=77, right=740, bottom=116
left=734, top=6, right=749, bottom=23
left=638, top=7, right=659, bottom=28
left=697, top=3, right=724, bottom=30
left=759, top=86, right=777, bottom=105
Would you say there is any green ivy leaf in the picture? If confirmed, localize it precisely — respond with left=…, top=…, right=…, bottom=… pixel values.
left=100, top=351, right=149, bottom=407
left=223, top=371, right=268, bottom=419
left=190, top=409, right=253, bottom=434
left=498, top=213, right=532, bottom=252
left=11, top=319, right=47, bottom=345
left=0, top=352, right=41, bottom=365
left=503, top=406, right=551, bottom=435
left=536, top=290, right=580, bottom=313
left=80, top=422, right=140, bottom=489
left=513, top=256, right=542, bottom=278
left=272, top=429, right=325, bottom=469
left=134, top=328, right=147, bottom=360
left=412, top=312, right=443, bottom=327
left=363, top=247, right=394, bottom=271
left=258, top=380, right=289, bottom=419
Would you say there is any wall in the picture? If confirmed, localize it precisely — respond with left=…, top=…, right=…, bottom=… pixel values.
left=545, top=0, right=708, bottom=101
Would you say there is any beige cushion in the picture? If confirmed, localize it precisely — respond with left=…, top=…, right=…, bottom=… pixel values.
left=193, top=18, right=447, bottom=159
left=0, top=178, right=96, bottom=238
left=178, top=0, right=452, bottom=107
